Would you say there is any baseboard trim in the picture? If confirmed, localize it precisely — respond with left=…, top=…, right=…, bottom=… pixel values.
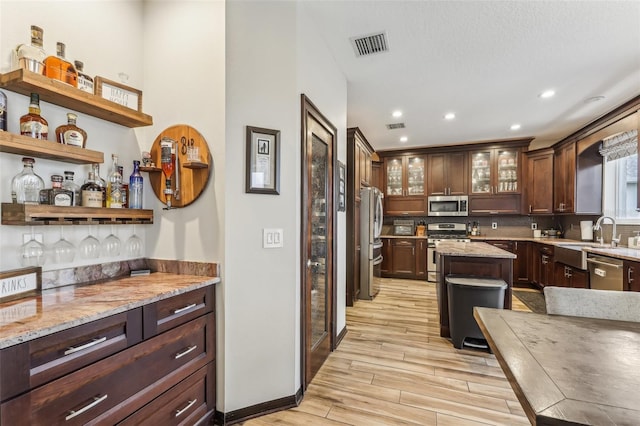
left=335, top=325, right=348, bottom=348
left=213, top=388, right=303, bottom=425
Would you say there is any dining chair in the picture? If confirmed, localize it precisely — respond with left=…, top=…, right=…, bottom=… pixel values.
left=544, top=286, right=640, bottom=322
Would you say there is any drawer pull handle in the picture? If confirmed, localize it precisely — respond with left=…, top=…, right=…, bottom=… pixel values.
left=64, top=337, right=107, bottom=356
left=174, top=303, right=197, bottom=315
left=175, top=345, right=198, bottom=359
left=175, top=399, right=198, bottom=417
left=65, top=394, right=108, bottom=421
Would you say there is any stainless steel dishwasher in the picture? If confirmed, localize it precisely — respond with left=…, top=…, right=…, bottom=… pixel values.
left=587, top=255, right=624, bottom=291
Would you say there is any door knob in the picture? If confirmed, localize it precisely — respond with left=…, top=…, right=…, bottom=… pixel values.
left=307, top=259, right=321, bottom=268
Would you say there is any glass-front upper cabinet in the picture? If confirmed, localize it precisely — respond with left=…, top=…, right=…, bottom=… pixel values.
left=470, top=149, right=520, bottom=194
left=384, top=155, right=425, bottom=197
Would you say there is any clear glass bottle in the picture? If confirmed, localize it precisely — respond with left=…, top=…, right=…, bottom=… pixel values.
left=74, top=60, right=94, bottom=94
left=20, top=93, right=48, bottom=140
left=106, top=154, right=123, bottom=208
left=62, top=170, right=81, bottom=206
left=129, top=160, right=143, bottom=209
left=14, top=25, right=46, bottom=74
left=40, top=174, right=73, bottom=206
left=118, top=166, right=128, bottom=208
left=0, top=90, right=6, bottom=132
left=55, top=112, right=87, bottom=147
left=43, top=42, right=77, bottom=87
left=80, top=170, right=103, bottom=207
left=92, top=163, right=107, bottom=206
left=11, top=157, right=45, bottom=204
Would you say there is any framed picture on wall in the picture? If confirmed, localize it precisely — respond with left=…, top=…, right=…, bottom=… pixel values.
left=338, top=161, right=346, bottom=212
left=246, top=126, right=280, bottom=194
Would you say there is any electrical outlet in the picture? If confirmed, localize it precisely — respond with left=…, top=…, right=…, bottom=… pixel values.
left=491, top=222, right=498, bottom=230
left=531, top=223, right=537, bottom=230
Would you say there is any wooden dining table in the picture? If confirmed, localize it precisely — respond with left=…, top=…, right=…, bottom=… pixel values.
left=474, top=307, right=640, bottom=426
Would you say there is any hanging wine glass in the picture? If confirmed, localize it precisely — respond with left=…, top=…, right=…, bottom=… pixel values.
left=52, top=226, right=76, bottom=263
left=101, top=225, right=121, bottom=257
left=79, top=225, right=100, bottom=259
left=20, top=227, right=45, bottom=267
left=125, top=224, right=143, bottom=257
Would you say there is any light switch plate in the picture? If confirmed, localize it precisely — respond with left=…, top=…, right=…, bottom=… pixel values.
left=263, top=228, right=284, bottom=248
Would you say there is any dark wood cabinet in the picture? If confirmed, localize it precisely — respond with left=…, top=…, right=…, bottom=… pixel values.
left=553, top=142, right=576, bottom=213
left=391, top=239, right=416, bottom=276
left=485, top=240, right=530, bottom=285
left=381, top=237, right=429, bottom=279
left=525, top=149, right=554, bottom=215
left=381, top=237, right=392, bottom=275
left=415, top=239, right=428, bottom=279
left=469, top=147, right=522, bottom=215
left=625, top=260, right=640, bottom=291
left=371, top=160, right=383, bottom=191
left=554, top=263, right=589, bottom=288
left=0, top=286, right=216, bottom=426
left=531, top=244, right=554, bottom=288
left=427, top=152, right=467, bottom=196
left=383, top=154, right=427, bottom=215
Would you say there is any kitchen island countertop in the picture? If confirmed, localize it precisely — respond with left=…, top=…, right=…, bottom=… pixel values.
left=0, top=273, right=220, bottom=349
left=435, top=240, right=516, bottom=258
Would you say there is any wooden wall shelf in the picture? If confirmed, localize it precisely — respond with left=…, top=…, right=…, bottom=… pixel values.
left=0, top=131, right=104, bottom=164
left=1, top=203, right=154, bottom=225
left=0, top=69, right=153, bottom=128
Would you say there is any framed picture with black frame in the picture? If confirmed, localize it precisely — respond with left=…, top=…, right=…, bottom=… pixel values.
left=246, top=126, right=280, bottom=194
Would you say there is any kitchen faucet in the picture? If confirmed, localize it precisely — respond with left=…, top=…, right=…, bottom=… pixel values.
left=593, top=216, right=620, bottom=247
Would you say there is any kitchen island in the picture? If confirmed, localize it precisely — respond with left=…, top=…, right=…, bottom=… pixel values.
left=436, top=241, right=515, bottom=338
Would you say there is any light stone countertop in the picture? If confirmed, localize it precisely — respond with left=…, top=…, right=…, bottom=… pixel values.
left=582, top=246, right=640, bottom=262
left=0, top=273, right=220, bottom=349
left=434, top=241, right=516, bottom=259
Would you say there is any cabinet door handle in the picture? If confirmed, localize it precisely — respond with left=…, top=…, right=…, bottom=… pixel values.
left=64, top=337, right=107, bottom=356
left=175, top=345, right=198, bottom=359
left=174, top=303, right=197, bottom=315
left=66, top=394, right=108, bottom=421
left=175, top=399, right=198, bottom=417
left=629, top=267, right=634, bottom=283
left=529, top=205, right=532, bottom=213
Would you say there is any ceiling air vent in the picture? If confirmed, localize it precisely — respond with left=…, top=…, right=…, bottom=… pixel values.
left=386, top=123, right=405, bottom=130
left=351, top=32, right=389, bottom=57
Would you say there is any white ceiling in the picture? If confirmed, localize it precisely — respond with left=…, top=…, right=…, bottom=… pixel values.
left=302, top=1, right=640, bottom=152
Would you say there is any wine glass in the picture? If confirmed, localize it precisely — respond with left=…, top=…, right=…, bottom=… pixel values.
left=101, top=226, right=121, bottom=257
left=52, top=226, right=75, bottom=263
left=125, top=225, right=143, bottom=257
left=79, top=226, right=100, bottom=259
left=20, top=227, right=45, bottom=267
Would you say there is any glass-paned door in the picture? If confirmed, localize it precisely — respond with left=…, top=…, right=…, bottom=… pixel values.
left=406, top=156, right=425, bottom=195
left=471, top=151, right=491, bottom=193
left=385, top=157, right=403, bottom=196
left=497, top=150, right=518, bottom=193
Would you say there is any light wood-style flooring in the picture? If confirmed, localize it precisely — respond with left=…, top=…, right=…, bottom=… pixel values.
left=241, top=278, right=533, bottom=425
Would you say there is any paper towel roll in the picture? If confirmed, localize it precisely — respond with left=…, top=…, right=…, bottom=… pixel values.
left=580, top=221, right=593, bottom=241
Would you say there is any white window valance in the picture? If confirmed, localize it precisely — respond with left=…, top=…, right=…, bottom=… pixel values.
left=599, top=129, right=638, bottom=161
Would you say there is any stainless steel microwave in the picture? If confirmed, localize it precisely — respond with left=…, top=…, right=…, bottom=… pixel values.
left=428, top=195, right=469, bottom=216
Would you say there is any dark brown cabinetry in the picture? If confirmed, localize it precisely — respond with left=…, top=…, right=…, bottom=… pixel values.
left=381, top=237, right=392, bottom=275
left=371, top=160, right=383, bottom=192
left=427, top=152, right=467, bottom=196
left=0, top=286, right=215, bottom=425
left=469, top=147, right=522, bottom=215
left=415, top=239, right=428, bottom=279
left=553, top=263, right=589, bottom=288
left=625, top=260, right=639, bottom=291
left=485, top=240, right=530, bottom=285
left=525, top=149, right=554, bottom=215
left=391, top=239, right=416, bottom=276
left=531, top=244, right=554, bottom=288
left=553, top=142, right=576, bottom=213
left=383, top=154, right=427, bottom=215
left=381, top=238, right=429, bottom=279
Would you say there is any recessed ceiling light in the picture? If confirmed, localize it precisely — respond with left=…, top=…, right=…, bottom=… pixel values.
left=444, top=112, right=456, bottom=120
left=400, top=136, right=408, bottom=143
left=392, top=110, right=403, bottom=118
left=585, top=96, right=605, bottom=103
left=539, top=90, right=555, bottom=99
left=510, top=124, right=521, bottom=131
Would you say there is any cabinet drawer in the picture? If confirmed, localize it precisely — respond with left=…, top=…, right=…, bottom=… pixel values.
left=143, top=286, right=213, bottom=339
left=0, top=308, right=142, bottom=402
left=118, top=363, right=214, bottom=426
left=1, top=313, right=214, bottom=426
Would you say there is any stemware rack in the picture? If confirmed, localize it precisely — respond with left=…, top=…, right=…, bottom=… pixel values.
left=1, top=204, right=154, bottom=225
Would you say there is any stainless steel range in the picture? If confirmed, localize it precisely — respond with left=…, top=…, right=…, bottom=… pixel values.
left=427, top=223, right=471, bottom=282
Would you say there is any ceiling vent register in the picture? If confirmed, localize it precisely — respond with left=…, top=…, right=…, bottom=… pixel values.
left=351, top=32, right=389, bottom=57
left=386, top=123, right=405, bottom=130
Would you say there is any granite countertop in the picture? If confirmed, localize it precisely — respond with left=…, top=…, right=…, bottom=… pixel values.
left=381, top=235, right=428, bottom=239
left=582, top=246, right=640, bottom=262
left=0, top=273, right=220, bottom=349
left=434, top=240, right=516, bottom=259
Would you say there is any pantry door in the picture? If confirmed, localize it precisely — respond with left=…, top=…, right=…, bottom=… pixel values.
left=301, top=95, right=336, bottom=389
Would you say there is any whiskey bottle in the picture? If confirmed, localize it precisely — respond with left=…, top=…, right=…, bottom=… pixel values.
left=11, top=157, right=44, bottom=204
left=55, top=112, right=87, bottom=147
left=40, top=175, right=73, bottom=206
left=128, top=160, right=143, bottom=209
left=0, top=90, right=6, bottom=131
left=44, top=42, right=77, bottom=87
left=81, top=170, right=103, bottom=208
left=20, top=93, right=48, bottom=140
left=89, top=163, right=107, bottom=207
left=106, top=154, right=123, bottom=208
left=118, top=166, right=128, bottom=208
left=74, top=60, right=94, bottom=94
left=14, top=25, right=46, bottom=74
left=62, top=171, right=81, bottom=206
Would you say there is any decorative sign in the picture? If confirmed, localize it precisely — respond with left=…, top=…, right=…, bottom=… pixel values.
left=95, top=76, right=143, bottom=111
left=0, top=267, right=42, bottom=303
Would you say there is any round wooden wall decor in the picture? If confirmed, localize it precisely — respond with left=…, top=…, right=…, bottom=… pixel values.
left=143, top=125, right=211, bottom=208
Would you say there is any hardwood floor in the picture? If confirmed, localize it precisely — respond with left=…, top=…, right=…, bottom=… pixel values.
left=241, top=278, right=533, bottom=425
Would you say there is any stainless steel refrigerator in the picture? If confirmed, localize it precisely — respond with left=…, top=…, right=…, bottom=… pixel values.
left=359, top=187, right=384, bottom=300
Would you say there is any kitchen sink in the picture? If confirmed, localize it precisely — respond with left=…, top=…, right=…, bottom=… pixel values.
left=554, top=242, right=618, bottom=270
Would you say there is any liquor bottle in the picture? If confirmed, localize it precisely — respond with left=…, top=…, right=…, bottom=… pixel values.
left=74, top=60, right=94, bottom=94
left=14, top=25, right=46, bottom=74
left=55, top=112, right=87, bottom=147
left=39, top=174, right=73, bottom=206
left=20, top=93, right=48, bottom=140
left=62, top=171, right=81, bottom=206
left=0, top=90, right=6, bottom=131
left=118, top=166, right=128, bottom=208
left=87, top=163, right=106, bottom=206
left=81, top=170, right=103, bottom=208
left=129, top=160, right=143, bottom=209
left=43, top=42, right=77, bottom=87
left=160, top=137, right=176, bottom=208
left=11, top=157, right=44, bottom=204
left=106, top=154, right=123, bottom=208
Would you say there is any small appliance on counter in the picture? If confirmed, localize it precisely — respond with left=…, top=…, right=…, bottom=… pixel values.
left=393, top=219, right=415, bottom=236
left=542, top=229, right=561, bottom=238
